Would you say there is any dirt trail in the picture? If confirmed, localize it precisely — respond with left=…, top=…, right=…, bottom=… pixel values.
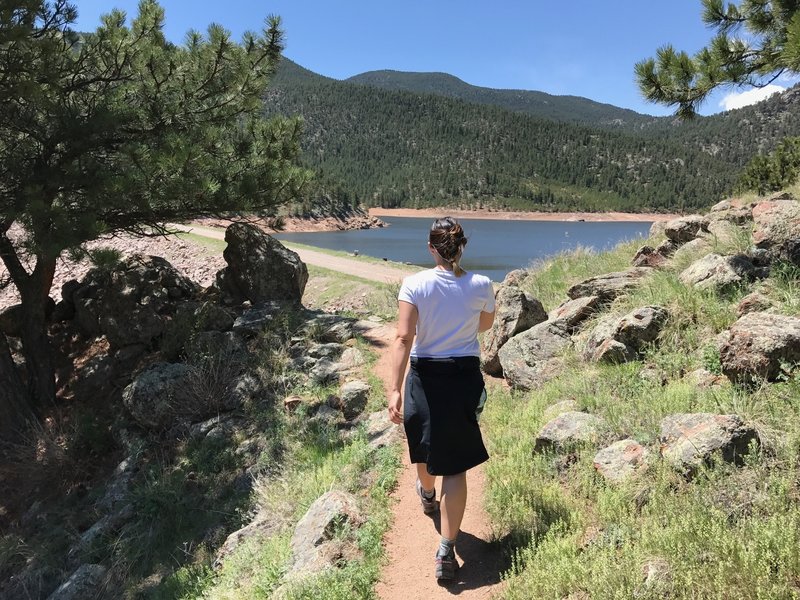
left=169, top=223, right=417, bottom=284
left=363, top=325, right=507, bottom=600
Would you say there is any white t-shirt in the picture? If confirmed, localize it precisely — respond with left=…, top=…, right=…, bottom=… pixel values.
left=398, top=268, right=495, bottom=358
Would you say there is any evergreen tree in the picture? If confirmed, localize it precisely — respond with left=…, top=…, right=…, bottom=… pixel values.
left=0, top=0, right=307, bottom=420
left=635, top=0, right=800, bottom=117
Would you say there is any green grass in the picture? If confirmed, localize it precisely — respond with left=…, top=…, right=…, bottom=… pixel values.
left=481, top=238, right=800, bottom=599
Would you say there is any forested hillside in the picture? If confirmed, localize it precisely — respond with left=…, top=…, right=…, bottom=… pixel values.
left=269, top=59, right=800, bottom=212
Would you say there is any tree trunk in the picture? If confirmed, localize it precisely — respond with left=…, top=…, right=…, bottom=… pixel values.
left=0, top=333, right=31, bottom=441
left=18, top=256, right=57, bottom=408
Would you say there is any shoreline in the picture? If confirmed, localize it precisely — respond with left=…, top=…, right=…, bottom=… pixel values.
left=369, top=207, right=678, bottom=222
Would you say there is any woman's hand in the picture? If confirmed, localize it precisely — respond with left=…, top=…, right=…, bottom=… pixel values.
left=388, top=390, right=403, bottom=424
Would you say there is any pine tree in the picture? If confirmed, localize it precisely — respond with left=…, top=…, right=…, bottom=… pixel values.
left=635, top=0, right=800, bottom=117
left=0, top=0, right=307, bottom=421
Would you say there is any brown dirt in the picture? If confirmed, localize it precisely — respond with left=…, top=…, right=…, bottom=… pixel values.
left=370, top=207, right=679, bottom=222
left=363, top=324, right=508, bottom=599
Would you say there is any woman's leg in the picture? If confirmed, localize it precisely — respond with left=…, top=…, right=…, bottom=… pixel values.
left=416, top=463, right=436, bottom=493
left=440, top=471, right=467, bottom=541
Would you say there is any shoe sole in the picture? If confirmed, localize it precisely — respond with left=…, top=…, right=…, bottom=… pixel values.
left=435, top=559, right=458, bottom=581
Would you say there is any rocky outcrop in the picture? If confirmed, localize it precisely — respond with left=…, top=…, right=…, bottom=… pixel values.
left=481, top=285, right=547, bottom=376
left=566, top=268, right=650, bottom=303
left=534, top=412, right=605, bottom=452
left=215, top=512, right=281, bottom=569
left=216, top=223, right=308, bottom=305
left=583, top=306, right=669, bottom=363
left=593, top=439, right=650, bottom=483
left=68, top=255, right=198, bottom=349
left=288, top=491, right=364, bottom=577
left=752, top=196, right=800, bottom=265
left=122, top=362, right=196, bottom=430
left=718, top=312, right=800, bottom=383
left=736, top=292, right=772, bottom=317
left=659, top=413, right=758, bottom=473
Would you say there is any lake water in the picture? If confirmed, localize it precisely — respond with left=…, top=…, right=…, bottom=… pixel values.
left=275, top=216, right=651, bottom=283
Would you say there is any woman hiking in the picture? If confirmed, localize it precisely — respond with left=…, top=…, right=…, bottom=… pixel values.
left=387, top=216, right=496, bottom=582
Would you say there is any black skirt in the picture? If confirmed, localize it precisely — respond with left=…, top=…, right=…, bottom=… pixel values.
left=403, top=356, right=489, bottom=476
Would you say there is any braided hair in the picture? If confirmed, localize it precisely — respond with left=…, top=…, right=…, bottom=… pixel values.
left=429, top=217, right=467, bottom=277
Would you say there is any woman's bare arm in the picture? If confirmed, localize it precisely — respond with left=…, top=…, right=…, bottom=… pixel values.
left=478, top=310, right=495, bottom=333
left=388, top=300, right=418, bottom=424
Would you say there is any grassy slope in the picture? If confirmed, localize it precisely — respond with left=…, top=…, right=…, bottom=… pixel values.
left=480, top=232, right=800, bottom=598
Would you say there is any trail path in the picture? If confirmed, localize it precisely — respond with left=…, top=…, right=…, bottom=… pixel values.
left=180, top=222, right=506, bottom=596
left=169, top=223, right=417, bottom=284
left=364, top=325, right=507, bottom=600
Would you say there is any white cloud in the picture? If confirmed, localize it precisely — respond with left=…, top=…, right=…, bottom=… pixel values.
left=719, top=85, right=785, bottom=111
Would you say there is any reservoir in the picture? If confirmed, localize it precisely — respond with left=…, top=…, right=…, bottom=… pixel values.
left=275, top=216, right=651, bottom=282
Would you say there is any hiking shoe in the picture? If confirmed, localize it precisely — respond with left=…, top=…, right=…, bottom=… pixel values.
left=435, top=548, right=458, bottom=582
left=416, top=478, right=438, bottom=514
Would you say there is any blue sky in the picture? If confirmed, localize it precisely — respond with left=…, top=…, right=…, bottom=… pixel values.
left=74, top=0, right=796, bottom=116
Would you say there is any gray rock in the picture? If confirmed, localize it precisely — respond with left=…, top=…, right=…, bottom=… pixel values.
left=567, top=268, right=651, bottom=303
left=46, top=564, right=107, bottom=600
left=502, top=269, right=528, bottom=286
left=584, top=306, right=669, bottom=363
left=679, top=253, right=757, bottom=291
left=655, top=238, right=680, bottom=257
left=216, top=223, right=308, bottom=304
left=631, top=245, right=668, bottom=269
left=718, top=312, right=800, bottom=383
left=710, top=200, right=733, bottom=212
left=736, top=292, right=772, bottom=317
left=672, top=237, right=712, bottom=264
left=752, top=197, right=800, bottom=265
left=649, top=221, right=668, bottom=239
left=191, top=330, right=248, bottom=363
left=0, top=303, right=23, bottom=337
left=481, top=285, right=547, bottom=376
left=542, top=400, right=579, bottom=422
left=338, top=347, right=366, bottom=370
left=534, top=411, right=605, bottom=452
left=548, top=296, right=601, bottom=331
left=311, top=358, right=342, bottom=385
left=331, top=380, right=371, bottom=420
left=659, top=413, right=758, bottom=472
left=289, top=491, right=364, bottom=576
left=232, top=303, right=284, bottom=335
left=214, top=512, right=281, bottom=569
left=664, top=215, right=706, bottom=244
left=498, top=321, right=572, bottom=391
left=72, top=255, right=198, bottom=348
left=593, top=439, right=650, bottom=483
left=683, top=368, right=725, bottom=389
left=361, top=411, right=402, bottom=450
left=122, top=362, right=195, bottom=430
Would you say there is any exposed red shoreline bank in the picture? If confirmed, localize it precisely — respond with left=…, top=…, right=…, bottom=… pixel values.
left=369, top=207, right=678, bottom=222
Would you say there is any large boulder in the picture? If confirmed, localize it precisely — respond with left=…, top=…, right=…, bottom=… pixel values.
left=481, top=285, right=547, bottom=376
left=659, top=413, right=758, bottom=473
left=718, top=312, right=800, bottom=383
left=534, top=412, right=605, bottom=452
left=583, top=306, right=669, bottom=363
left=752, top=196, right=800, bottom=265
left=289, top=490, right=364, bottom=577
left=664, top=215, right=706, bottom=244
left=216, top=223, right=308, bottom=305
left=122, top=362, right=195, bottom=429
left=679, top=253, right=758, bottom=291
left=69, top=255, right=198, bottom=348
left=498, top=321, right=572, bottom=391
left=631, top=245, right=668, bottom=269
left=566, top=268, right=651, bottom=303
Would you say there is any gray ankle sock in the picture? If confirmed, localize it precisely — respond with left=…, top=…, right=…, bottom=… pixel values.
left=437, top=536, right=456, bottom=558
